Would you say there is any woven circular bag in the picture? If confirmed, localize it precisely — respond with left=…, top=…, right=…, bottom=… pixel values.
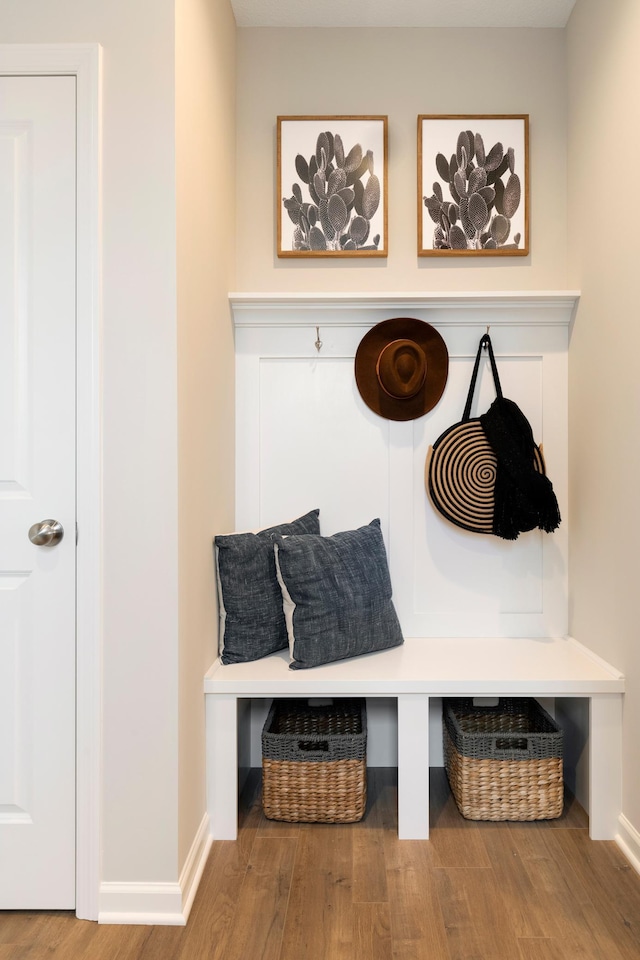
left=426, top=334, right=545, bottom=535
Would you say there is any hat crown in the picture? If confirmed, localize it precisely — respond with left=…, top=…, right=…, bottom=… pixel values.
left=354, top=317, right=448, bottom=421
left=376, top=338, right=427, bottom=400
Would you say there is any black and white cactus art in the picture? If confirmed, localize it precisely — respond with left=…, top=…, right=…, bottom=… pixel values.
left=279, top=118, right=386, bottom=255
left=419, top=116, right=528, bottom=255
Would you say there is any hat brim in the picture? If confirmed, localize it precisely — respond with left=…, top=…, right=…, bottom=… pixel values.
left=355, top=318, right=449, bottom=421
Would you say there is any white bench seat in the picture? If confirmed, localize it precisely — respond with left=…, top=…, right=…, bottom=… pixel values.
left=204, top=635, right=624, bottom=841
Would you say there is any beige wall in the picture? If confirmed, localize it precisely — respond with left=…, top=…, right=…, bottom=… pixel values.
left=567, top=0, right=640, bottom=831
left=235, top=27, right=567, bottom=292
left=2, top=0, right=237, bottom=900
left=176, top=0, right=236, bottom=869
left=0, top=0, right=181, bottom=884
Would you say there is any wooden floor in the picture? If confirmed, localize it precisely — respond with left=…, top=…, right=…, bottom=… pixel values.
left=3, top=768, right=640, bottom=960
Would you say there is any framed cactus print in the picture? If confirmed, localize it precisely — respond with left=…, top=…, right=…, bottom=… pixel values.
left=278, top=116, right=388, bottom=257
left=418, top=115, right=529, bottom=257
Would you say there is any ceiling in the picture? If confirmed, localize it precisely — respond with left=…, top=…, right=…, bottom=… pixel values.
left=230, top=0, right=577, bottom=29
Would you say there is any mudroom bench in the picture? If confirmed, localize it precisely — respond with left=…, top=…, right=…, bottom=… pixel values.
left=204, top=635, right=624, bottom=842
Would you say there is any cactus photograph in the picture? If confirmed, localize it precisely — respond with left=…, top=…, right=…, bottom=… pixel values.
left=278, top=116, right=387, bottom=258
left=418, top=115, right=529, bottom=257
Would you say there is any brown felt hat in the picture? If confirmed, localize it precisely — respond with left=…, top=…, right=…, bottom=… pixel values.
left=355, top=318, right=449, bottom=421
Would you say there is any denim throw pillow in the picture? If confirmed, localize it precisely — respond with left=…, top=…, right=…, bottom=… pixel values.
left=274, top=518, right=404, bottom=670
left=215, top=509, right=320, bottom=664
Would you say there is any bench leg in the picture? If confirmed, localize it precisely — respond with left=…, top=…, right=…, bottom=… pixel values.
left=397, top=694, right=430, bottom=839
left=589, top=694, right=623, bottom=841
left=206, top=694, right=239, bottom=840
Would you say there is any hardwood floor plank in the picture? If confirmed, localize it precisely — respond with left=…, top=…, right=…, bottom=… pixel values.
left=0, top=913, right=77, bottom=950
left=503, top=826, right=623, bottom=959
left=279, top=824, right=354, bottom=960
left=34, top=916, right=94, bottom=958
left=549, top=828, right=640, bottom=960
left=53, top=922, right=152, bottom=960
left=0, top=947, right=46, bottom=960
left=434, top=866, right=524, bottom=960
left=352, top=823, right=388, bottom=903
left=383, top=843, right=439, bottom=938
left=0, top=909, right=151, bottom=960
left=384, top=855, right=451, bottom=958
left=0, top=912, right=125, bottom=960
left=482, top=826, right=559, bottom=940
left=169, top=838, right=259, bottom=960
left=557, top=828, right=640, bottom=922
left=134, top=925, right=184, bottom=960
left=0, top=947, right=40, bottom=960
left=391, top=939, right=450, bottom=960
left=511, top=828, right=626, bottom=959
left=352, top=770, right=389, bottom=904
left=380, top=777, right=450, bottom=959
left=256, top=818, right=302, bottom=838
left=429, top=801, right=495, bottom=870
left=515, top=829, right=604, bottom=940
left=212, top=837, right=296, bottom=960
left=516, top=937, right=606, bottom=960
left=429, top=825, right=494, bottom=870
left=354, top=902, right=392, bottom=960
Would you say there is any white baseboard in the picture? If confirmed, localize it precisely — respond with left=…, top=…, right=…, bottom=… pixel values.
left=615, top=814, right=640, bottom=876
left=179, top=812, right=213, bottom=923
left=98, top=813, right=212, bottom=925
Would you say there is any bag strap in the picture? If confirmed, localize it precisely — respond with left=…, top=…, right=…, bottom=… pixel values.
left=462, top=333, right=503, bottom=422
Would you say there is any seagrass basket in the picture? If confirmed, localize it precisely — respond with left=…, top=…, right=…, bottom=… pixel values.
left=443, top=698, right=563, bottom=821
left=261, top=698, right=367, bottom=823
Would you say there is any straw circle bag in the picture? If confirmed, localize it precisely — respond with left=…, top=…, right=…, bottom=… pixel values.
left=426, top=334, right=557, bottom=539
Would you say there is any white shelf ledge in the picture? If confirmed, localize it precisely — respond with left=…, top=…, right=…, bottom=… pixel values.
left=229, top=290, right=580, bottom=327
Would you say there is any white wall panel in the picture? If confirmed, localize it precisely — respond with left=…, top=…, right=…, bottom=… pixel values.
left=234, top=294, right=573, bottom=639
left=407, top=354, right=546, bottom=636
left=259, top=357, right=391, bottom=538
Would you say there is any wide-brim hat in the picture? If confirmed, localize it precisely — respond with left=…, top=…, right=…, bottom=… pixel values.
left=354, top=318, right=449, bottom=421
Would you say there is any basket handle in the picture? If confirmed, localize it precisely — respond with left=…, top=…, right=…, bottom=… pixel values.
left=298, top=740, right=329, bottom=754
left=493, top=736, right=530, bottom=754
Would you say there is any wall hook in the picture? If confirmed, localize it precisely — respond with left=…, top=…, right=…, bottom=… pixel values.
left=315, top=326, right=323, bottom=352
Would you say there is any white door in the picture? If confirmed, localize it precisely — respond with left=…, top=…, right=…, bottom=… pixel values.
left=0, top=75, right=76, bottom=909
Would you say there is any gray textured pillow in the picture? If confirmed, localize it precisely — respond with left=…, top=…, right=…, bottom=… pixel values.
left=274, top=519, right=404, bottom=670
left=215, top=509, right=320, bottom=664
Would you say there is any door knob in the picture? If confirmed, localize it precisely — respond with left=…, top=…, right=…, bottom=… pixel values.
left=28, top=519, right=64, bottom=547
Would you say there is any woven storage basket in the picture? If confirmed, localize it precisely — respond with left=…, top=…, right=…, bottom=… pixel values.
left=443, top=698, right=563, bottom=822
left=262, top=698, right=367, bottom=823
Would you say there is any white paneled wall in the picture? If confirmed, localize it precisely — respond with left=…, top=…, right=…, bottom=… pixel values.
left=234, top=293, right=574, bottom=634
left=232, top=291, right=577, bottom=763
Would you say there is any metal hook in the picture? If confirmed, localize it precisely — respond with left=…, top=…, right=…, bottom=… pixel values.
left=315, top=326, right=323, bottom=352
left=482, top=325, right=491, bottom=348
